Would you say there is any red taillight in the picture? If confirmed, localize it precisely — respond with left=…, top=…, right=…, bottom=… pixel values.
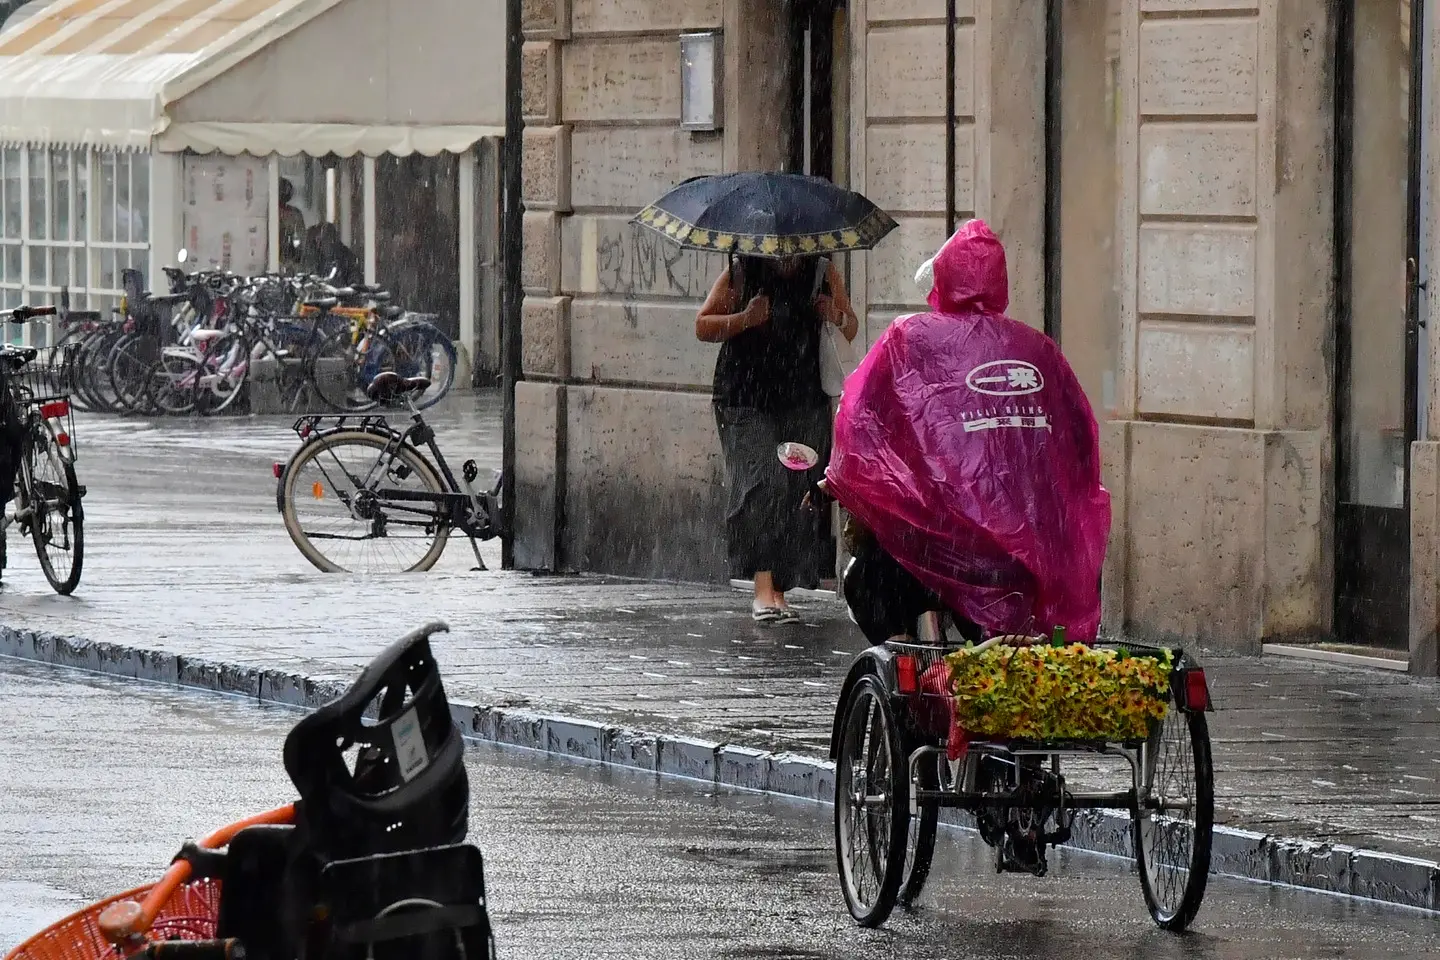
left=1183, top=669, right=1211, bottom=712
left=272, top=462, right=283, bottom=479
left=55, top=433, right=70, bottom=447
left=895, top=655, right=918, bottom=695
left=299, top=424, right=312, bottom=438
left=39, top=400, right=69, bottom=419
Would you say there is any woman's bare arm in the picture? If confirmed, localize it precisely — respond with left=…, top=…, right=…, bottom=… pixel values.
left=822, top=261, right=860, bottom=342
left=696, top=268, right=768, bottom=342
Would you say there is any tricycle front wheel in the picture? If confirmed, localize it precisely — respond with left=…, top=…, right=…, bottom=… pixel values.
left=1132, top=707, right=1214, bottom=931
left=834, top=675, right=909, bottom=927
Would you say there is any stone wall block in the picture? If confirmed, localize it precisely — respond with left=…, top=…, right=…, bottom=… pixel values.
left=1139, top=18, right=1259, bottom=116
left=563, top=386, right=726, bottom=581
left=570, top=299, right=716, bottom=388
left=869, top=0, right=973, bottom=21
left=1262, top=430, right=1330, bottom=641
left=522, top=210, right=562, bottom=295
left=521, top=295, right=571, bottom=378
left=1139, top=124, right=1257, bottom=217
left=513, top=382, right=563, bottom=571
left=1140, top=224, right=1257, bottom=317
left=865, top=123, right=974, bottom=214
left=522, top=125, right=571, bottom=211
left=563, top=37, right=679, bottom=122
left=522, top=40, right=560, bottom=123
left=561, top=214, right=721, bottom=300
left=1125, top=422, right=1264, bottom=652
left=522, top=0, right=569, bottom=39
left=571, top=0, right=721, bottom=34
left=1410, top=443, right=1440, bottom=676
left=1137, top=321, right=1255, bottom=421
left=570, top=127, right=722, bottom=210
left=866, top=24, right=973, bottom=119
left=1100, top=419, right=1131, bottom=637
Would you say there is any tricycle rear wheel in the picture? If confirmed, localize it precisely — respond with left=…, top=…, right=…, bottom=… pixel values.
left=834, top=675, right=909, bottom=927
left=1132, top=706, right=1214, bottom=931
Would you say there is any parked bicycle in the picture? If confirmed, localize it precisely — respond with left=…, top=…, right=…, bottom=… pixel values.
left=0, top=304, right=85, bottom=594
left=274, top=370, right=502, bottom=573
left=55, top=249, right=461, bottom=418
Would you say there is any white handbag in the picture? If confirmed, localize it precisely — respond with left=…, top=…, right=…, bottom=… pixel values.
left=814, top=257, right=857, bottom=397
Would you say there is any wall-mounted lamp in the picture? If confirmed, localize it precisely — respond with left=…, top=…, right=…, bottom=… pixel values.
left=680, top=31, right=724, bottom=132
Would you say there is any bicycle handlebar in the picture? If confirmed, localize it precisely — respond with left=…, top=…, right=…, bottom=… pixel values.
left=5, top=304, right=57, bottom=323
left=96, top=803, right=296, bottom=947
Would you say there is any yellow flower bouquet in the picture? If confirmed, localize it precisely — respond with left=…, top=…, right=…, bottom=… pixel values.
left=944, top=639, right=1174, bottom=742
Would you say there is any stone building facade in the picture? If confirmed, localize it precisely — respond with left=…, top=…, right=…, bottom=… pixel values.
left=513, top=0, right=1440, bottom=675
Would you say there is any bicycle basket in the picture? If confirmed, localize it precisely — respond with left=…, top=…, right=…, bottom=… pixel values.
left=9, top=342, right=81, bottom=405
left=946, top=641, right=1174, bottom=742
left=2, top=878, right=221, bottom=960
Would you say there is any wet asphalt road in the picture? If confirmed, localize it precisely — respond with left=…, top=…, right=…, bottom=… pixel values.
left=1, top=662, right=1437, bottom=960
left=2, top=397, right=1438, bottom=860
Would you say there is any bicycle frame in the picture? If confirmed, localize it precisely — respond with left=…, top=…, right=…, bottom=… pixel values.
left=286, top=408, right=500, bottom=543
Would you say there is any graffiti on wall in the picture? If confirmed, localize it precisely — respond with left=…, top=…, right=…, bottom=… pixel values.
left=594, top=223, right=715, bottom=327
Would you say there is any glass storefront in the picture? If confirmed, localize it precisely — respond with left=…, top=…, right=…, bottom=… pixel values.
left=1, top=146, right=148, bottom=344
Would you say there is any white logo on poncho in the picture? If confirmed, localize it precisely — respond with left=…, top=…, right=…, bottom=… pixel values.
left=966, top=360, right=1044, bottom=396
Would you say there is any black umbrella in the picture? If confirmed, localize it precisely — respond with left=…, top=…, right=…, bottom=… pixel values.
left=631, top=172, right=898, bottom=259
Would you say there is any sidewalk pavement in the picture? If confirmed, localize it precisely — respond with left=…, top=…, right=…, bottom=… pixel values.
left=0, top=395, right=1437, bottom=910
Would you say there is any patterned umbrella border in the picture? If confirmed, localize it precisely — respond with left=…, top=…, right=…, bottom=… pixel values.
left=629, top=202, right=899, bottom=258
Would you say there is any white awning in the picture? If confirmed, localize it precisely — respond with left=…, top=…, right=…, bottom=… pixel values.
left=0, top=0, right=505, bottom=154
left=157, top=121, right=504, bottom=157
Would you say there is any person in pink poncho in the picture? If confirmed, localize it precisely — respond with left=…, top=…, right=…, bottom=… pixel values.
left=825, top=219, right=1111, bottom=647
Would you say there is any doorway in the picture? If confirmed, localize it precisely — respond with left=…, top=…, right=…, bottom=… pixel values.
left=788, top=0, right=849, bottom=588
left=1334, top=0, right=1425, bottom=651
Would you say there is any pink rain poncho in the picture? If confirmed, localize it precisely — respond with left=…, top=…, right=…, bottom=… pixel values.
left=825, top=220, right=1111, bottom=641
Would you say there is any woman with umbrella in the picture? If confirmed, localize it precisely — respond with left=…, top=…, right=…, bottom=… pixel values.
left=635, top=173, right=895, bottom=623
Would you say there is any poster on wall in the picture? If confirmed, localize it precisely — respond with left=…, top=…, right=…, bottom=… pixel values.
left=182, top=154, right=269, bottom=274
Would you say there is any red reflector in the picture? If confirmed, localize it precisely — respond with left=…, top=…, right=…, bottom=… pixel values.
left=55, top=433, right=69, bottom=447
left=38, top=400, right=68, bottom=419
left=272, top=462, right=283, bottom=479
left=299, top=424, right=312, bottom=438
left=895, top=655, right=918, bottom=695
left=1184, top=669, right=1210, bottom=712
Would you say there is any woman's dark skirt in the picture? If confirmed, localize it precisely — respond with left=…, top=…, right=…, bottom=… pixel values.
left=714, top=403, right=831, bottom=593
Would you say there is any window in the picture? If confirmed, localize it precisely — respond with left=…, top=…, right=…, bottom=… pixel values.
left=0, top=145, right=152, bottom=345
left=92, top=150, right=149, bottom=318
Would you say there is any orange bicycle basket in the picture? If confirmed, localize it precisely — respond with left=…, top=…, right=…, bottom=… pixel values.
left=4, top=804, right=294, bottom=960
left=2, top=880, right=221, bottom=960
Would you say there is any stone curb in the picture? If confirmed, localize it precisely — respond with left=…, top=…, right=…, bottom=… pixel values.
left=3, top=625, right=1437, bottom=914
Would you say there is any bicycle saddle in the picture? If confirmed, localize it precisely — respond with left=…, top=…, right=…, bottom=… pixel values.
left=304, top=296, right=339, bottom=311
left=1, top=345, right=37, bottom=366
left=379, top=304, right=405, bottom=320
left=366, top=371, right=432, bottom=402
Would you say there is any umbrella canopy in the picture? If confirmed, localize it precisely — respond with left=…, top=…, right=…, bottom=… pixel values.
left=631, top=172, right=898, bottom=259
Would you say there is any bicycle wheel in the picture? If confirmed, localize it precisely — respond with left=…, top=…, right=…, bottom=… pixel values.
left=897, top=747, right=940, bottom=909
left=75, top=330, right=120, bottom=413
left=146, top=351, right=202, bottom=415
left=386, top=321, right=456, bottom=410
left=280, top=430, right=450, bottom=573
left=193, top=334, right=250, bottom=417
left=19, top=424, right=83, bottom=595
left=108, top=333, right=158, bottom=415
left=1133, top=707, right=1214, bottom=932
left=309, top=330, right=381, bottom=413
left=834, top=675, right=908, bottom=928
